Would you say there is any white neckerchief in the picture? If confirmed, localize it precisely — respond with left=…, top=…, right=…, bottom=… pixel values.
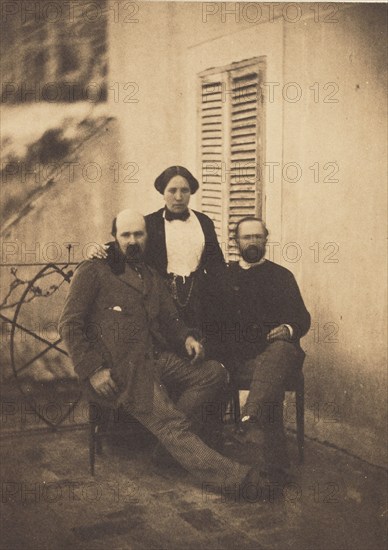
left=238, top=257, right=266, bottom=270
left=163, top=209, right=205, bottom=277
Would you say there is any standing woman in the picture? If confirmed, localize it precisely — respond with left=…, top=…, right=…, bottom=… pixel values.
left=145, top=166, right=225, bottom=332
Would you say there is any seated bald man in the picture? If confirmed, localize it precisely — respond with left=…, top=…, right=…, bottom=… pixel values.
left=59, top=209, right=261, bottom=493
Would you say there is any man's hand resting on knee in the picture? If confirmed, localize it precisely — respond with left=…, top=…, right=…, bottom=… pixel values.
left=185, top=336, right=205, bottom=364
left=89, top=368, right=119, bottom=399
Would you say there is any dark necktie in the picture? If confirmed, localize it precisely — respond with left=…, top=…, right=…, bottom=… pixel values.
left=164, top=208, right=190, bottom=222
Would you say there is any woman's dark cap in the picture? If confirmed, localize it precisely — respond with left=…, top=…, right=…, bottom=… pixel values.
left=154, top=166, right=199, bottom=195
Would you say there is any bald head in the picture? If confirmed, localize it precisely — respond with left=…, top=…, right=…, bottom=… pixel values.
left=112, top=209, right=147, bottom=257
left=116, top=209, right=145, bottom=233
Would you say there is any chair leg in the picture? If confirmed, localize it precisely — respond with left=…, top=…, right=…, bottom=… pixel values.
left=233, top=387, right=241, bottom=422
left=89, top=422, right=96, bottom=476
left=296, top=378, right=305, bottom=464
left=89, top=402, right=105, bottom=475
left=89, top=402, right=110, bottom=475
left=96, top=425, right=103, bottom=455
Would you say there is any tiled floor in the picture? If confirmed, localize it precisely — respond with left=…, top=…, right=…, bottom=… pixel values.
left=1, top=421, right=386, bottom=550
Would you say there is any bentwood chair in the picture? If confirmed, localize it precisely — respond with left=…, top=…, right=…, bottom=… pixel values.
left=88, top=402, right=154, bottom=475
left=88, top=402, right=113, bottom=475
left=230, top=365, right=305, bottom=463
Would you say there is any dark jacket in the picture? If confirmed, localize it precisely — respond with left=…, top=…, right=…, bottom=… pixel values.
left=144, top=208, right=227, bottom=333
left=205, top=260, right=311, bottom=363
left=144, top=208, right=225, bottom=281
left=59, top=252, right=192, bottom=412
left=225, top=260, right=311, bottom=360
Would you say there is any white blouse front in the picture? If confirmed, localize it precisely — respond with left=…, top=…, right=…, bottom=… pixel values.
left=164, top=209, right=205, bottom=277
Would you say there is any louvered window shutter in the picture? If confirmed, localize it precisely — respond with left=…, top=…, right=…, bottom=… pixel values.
left=199, top=73, right=229, bottom=251
left=199, top=58, right=265, bottom=262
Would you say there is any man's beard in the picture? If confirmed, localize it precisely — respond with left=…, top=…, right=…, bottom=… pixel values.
left=125, top=243, right=143, bottom=263
left=241, top=244, right=265, bottom=264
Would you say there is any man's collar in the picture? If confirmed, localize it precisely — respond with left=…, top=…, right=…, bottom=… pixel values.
left=238, top=257, right=266, bottom=270
left=163, top=207, right=191, bottom=222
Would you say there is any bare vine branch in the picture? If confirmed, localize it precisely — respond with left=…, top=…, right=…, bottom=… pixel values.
left=0, top=267, right=71, bottom=311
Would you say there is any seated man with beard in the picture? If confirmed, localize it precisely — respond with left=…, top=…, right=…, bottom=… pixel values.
left=216, top=217, right=311, bottom=480
left=59, top=209, right=263, bottom=494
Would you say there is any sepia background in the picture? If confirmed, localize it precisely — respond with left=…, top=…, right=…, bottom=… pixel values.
left=0, top=2, right=387, bottom=547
